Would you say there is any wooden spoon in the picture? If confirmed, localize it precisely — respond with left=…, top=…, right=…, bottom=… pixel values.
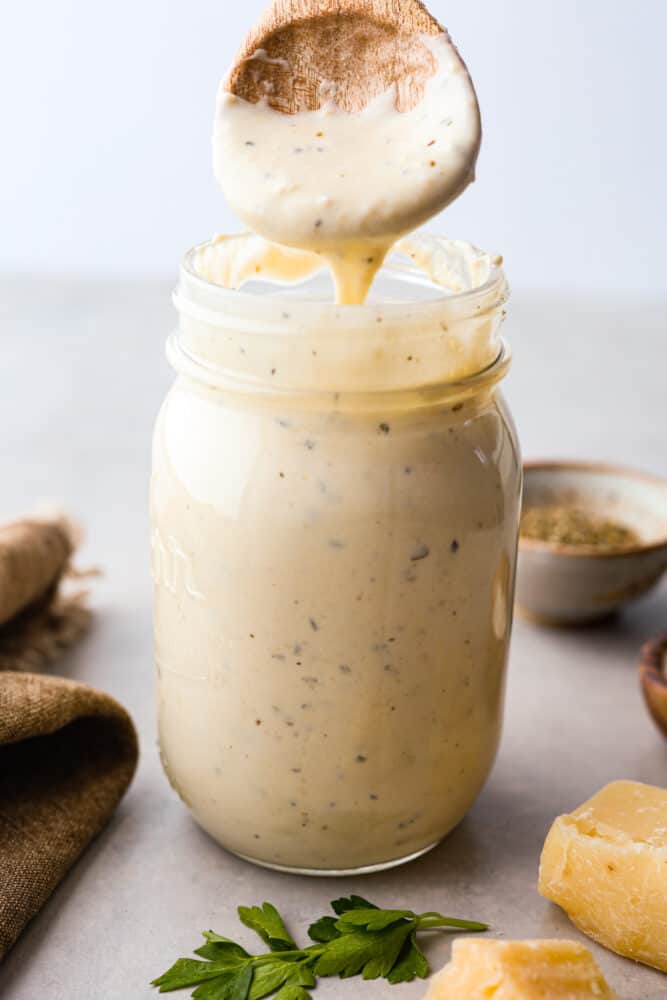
left=225, top=0, right=466, bottom=115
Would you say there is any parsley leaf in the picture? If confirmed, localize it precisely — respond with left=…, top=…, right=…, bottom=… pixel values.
left=336, top=908, right=414, bottom=932
left=152, top=960, right=244, bottom=992
left=195, top=933, right=251, bottom=964
left=238, top=903, right=296, bottom=952
left=306, top=916, right=340, bottom=943
left=192, top=964, right=253, bottom=1000
left=386, top=932, right=429, bottom=984
left=248, top=957, right=314, bottom=1000
left=313, top=920, right=416, bottom=980
left=331, top=895, right=378, bottom=916
left=151, top=894, right=487, bottom=999
left=273, top=988, right=312, bottom=1000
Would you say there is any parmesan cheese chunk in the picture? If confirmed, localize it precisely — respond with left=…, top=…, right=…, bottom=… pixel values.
left=539, top=780, right=667, bottom=972
left=425, top=938, right=617, bottom=999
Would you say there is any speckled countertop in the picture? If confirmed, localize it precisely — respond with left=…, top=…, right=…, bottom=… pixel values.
left=0, top=278, right=665, bottom=999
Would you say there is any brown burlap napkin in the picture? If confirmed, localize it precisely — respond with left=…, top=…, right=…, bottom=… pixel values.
left=0, top=673, right=138, bottom=959
left=0, top=517, right=94, bottom=672
left=0, top=517, right=139, bottom=959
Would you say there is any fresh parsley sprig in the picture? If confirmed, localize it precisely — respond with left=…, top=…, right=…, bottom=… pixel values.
left=151, top=895, right=487, bottom=999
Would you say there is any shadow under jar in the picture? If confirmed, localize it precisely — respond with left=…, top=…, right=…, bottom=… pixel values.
left=151, top=238, right=521, bottom=875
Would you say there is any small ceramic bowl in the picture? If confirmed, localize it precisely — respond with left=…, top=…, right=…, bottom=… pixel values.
left=640, top=635, right=667, bottom=738
left=516, top=461, right=667, bottom=625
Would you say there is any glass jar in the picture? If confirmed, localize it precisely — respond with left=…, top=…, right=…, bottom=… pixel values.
left=151, top=237, right=521, bottom=875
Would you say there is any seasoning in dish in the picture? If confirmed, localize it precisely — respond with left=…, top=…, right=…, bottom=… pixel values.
left=520, top=504, right=640, bottom=550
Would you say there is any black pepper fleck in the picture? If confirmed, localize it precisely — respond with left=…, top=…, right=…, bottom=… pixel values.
left=355, top=754, right=367, bottom=763
left=451, top=539, right=460, bottom=553
left=378, top=423, right=390, bottom=434
left=309, top=617, right=319, bottom=632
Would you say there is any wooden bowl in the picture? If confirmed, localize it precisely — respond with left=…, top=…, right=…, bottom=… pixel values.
left=517, top=461, right=667, bottom=626
left=640, top=635, right=667, bottom=738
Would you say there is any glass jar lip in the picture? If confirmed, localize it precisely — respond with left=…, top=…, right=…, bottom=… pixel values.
left=179, top=234, right=508, bottom=324
left=173, top=234, right=510, bottom=400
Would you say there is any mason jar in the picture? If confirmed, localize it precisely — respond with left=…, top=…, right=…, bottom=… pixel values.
left=151, top=235, right=521, bottom=875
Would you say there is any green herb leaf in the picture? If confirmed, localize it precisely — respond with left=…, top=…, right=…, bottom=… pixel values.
left=330, top=895, right=378, bottom=916
left=336, top=909, right=414, bottom=933
left=192, top=964, right=253, bottom=1000
left=151, top=896, right=487, bottom=1000
left=386, top=932, right=429, bottom=984
left=152, top=959, right=243, bottom=992
left=238, top=904, right=297, bottom=952
left=307, top=916, right=340, bottom=943
left=272, top=988, right=312, bottom=1000
left=313, top=920, right=416, bottom=980
left=247, top=957, right=314, bottom=1000
left=195, top=933, right=251, bottom=963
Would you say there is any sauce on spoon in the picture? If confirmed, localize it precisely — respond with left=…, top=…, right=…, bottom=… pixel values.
left=213, top=7, right=480, bottom=303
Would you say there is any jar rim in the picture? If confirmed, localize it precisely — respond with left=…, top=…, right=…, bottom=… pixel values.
left=172, top=234, right=510, bottom=400
left=177, top=234, right=508, bottom=329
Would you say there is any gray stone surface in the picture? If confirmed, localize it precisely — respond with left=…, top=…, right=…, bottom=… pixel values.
left=0, top=277, right=666, bottom=998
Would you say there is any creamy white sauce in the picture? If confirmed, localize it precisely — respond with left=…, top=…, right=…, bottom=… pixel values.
left=213, top=33, right=480, bottom=303
left=150, top=16, right=519, bottom=873
left=193, top=231, right=498, bottom=298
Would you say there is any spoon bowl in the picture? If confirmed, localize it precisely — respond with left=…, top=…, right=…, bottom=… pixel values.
left=225, top=0, right=454, bottom=114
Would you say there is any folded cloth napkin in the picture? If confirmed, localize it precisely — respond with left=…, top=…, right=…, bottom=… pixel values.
left=0, top=517, right=93, bottom=673
left=0, top=517, right=139, bottom=959
left=0, top=672, right=138, bottom=958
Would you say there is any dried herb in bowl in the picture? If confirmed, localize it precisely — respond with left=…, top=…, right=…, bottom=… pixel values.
left=520, top=504, right=640, bottom=550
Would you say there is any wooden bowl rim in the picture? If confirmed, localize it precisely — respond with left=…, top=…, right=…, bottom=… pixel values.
left=640, top=633, right=667, bottom=690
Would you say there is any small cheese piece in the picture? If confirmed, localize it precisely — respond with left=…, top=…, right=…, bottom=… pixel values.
left=539, top=780, right=667, bottom=972
left=425, top=938, right=617, bottom=999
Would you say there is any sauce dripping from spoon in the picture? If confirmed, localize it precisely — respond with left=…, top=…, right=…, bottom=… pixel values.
left=214, top=0, right=481, bottom=304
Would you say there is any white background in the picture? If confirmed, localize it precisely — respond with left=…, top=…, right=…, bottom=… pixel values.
left=3, top=0, right=665, bottom=293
